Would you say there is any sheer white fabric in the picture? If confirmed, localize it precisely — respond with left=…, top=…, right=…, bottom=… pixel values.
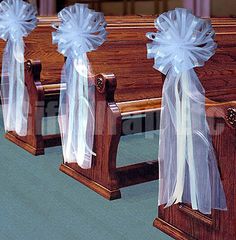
left=147, top=8, right=227, bottom=214
left=0, top=0, right=37, bottom=136
left=52, top=4, right=107, bottom=169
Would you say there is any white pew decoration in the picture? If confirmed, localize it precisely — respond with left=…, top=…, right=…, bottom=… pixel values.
left=52, top=4, right=107, bottom=169
left=147, top=8, right=227, bottom=214
left=0, top=0, right=37, bottom=136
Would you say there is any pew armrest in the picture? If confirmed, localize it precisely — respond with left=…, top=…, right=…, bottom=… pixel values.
left=206, top=98, right=236, bottom=129
left=25, top=59, right=63, bottom=99
left=25, top=60, right=42, bottom=82
left=24, top=59, right=43, bottom=99
left=94, top=73, right=116, bottom=102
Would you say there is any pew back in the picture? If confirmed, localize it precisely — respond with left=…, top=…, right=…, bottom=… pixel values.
left=0, top=16, right=236, bottom=103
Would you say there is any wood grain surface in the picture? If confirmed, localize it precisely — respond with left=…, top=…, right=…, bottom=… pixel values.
left=154, top=102, right=236, bottom=239
left=0, top=16, right=236, bottom=103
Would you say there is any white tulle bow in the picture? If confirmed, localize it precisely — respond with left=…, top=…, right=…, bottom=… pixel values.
left=146, top=8, right=216, bottom=74
left=52, top=4, right=107, bottom=58
left=147, top=8, right=226, bottom=214
left=52, top=4, right=107, bottom=169
left=0, top=0, right=37, bottom=136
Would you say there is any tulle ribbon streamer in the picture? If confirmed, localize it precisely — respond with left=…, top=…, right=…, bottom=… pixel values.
left=0, top=0, right=37, bottom=136
left=52, top=4, right=107, bottom=169
left=147, top=8, right=227, bottom=214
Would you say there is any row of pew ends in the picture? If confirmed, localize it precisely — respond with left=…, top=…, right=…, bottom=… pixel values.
left=0, top=15, right=235, bottom=240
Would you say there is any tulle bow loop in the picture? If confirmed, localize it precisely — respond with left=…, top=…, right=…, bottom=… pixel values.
left=0, top=0, right=37, bottom=42
left=0, top=0, right=37, bottom=136
left=146, top=8, right=216, bottom=75
left=52, top=3, right=107, bottom=59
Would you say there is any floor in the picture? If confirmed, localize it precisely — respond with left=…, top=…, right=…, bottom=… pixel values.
left=0, top=111, right=173, bottom=240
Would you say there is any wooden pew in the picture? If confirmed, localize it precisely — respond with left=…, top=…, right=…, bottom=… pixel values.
left=0, top=15, right=162, bottom=155
left=0, top=17, right=236, bottom=200
left=1, top=15, right=164, bottom=154
left=0, top=17, right=64, bottom=154
left=152, top=22, right=236, bottom=239
left=59, top=21, right=236, bottom=199
left=1, top=16, right=235, bottom=156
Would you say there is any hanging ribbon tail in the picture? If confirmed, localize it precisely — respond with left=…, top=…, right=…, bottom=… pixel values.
left=0, top=0, right=37, bottom=136
left=1, top=38, right=29, bottom=136
left=147, top=8, right=227, bottom=214
left=59, top=54, right=96, bottom=169
left=158, top=70, right=227, bottom=214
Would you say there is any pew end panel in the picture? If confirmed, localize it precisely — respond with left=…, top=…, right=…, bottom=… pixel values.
left=5, top=60, right=45, bottom=155
left=5, top=60, right=61, bottom=155
left=153, top=99, right=236, bottom=239
left=153, top=31, right=236, bottom=240
left=60, top=73, right=160, bottom=200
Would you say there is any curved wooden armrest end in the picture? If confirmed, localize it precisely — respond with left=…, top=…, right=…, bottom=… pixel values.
left=206, top=98, right=236, bottom=129
left=94, top=73, right=117, bottom=102
left=25, top=59, right=42, bottom=82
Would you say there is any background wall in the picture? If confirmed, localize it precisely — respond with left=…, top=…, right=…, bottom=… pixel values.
left=65, top=0, right=236, bottom=16
left=37, top=0, right=236, bottom=17
left=65, top=0, right=182, bottom=15
left=102, top=0, right=183, bottom=15
left=211, top=0, right=236, bottom=17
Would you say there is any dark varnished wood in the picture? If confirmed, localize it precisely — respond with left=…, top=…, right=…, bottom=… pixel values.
left=0, top=16, right=236, bottom=199
left=153, top=218, right=197, bottom=240
left=1, top=17, right=236, bottom=96
left=5, top=60, right=45, bottom=155
left=117, top=161, right=158, bottom=188
left=4, top=60, right=61, bottom=155
left=59, top=163, right=121, bottom=200
left=60, top=73, right=122, bottom=199
left=154, top=100, right=236, bottom=239
left=1, top=17, right=236, bottom=102
left=58, top=18, right=236, bottom=199
left=60, top=73, right=159, bottom=200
